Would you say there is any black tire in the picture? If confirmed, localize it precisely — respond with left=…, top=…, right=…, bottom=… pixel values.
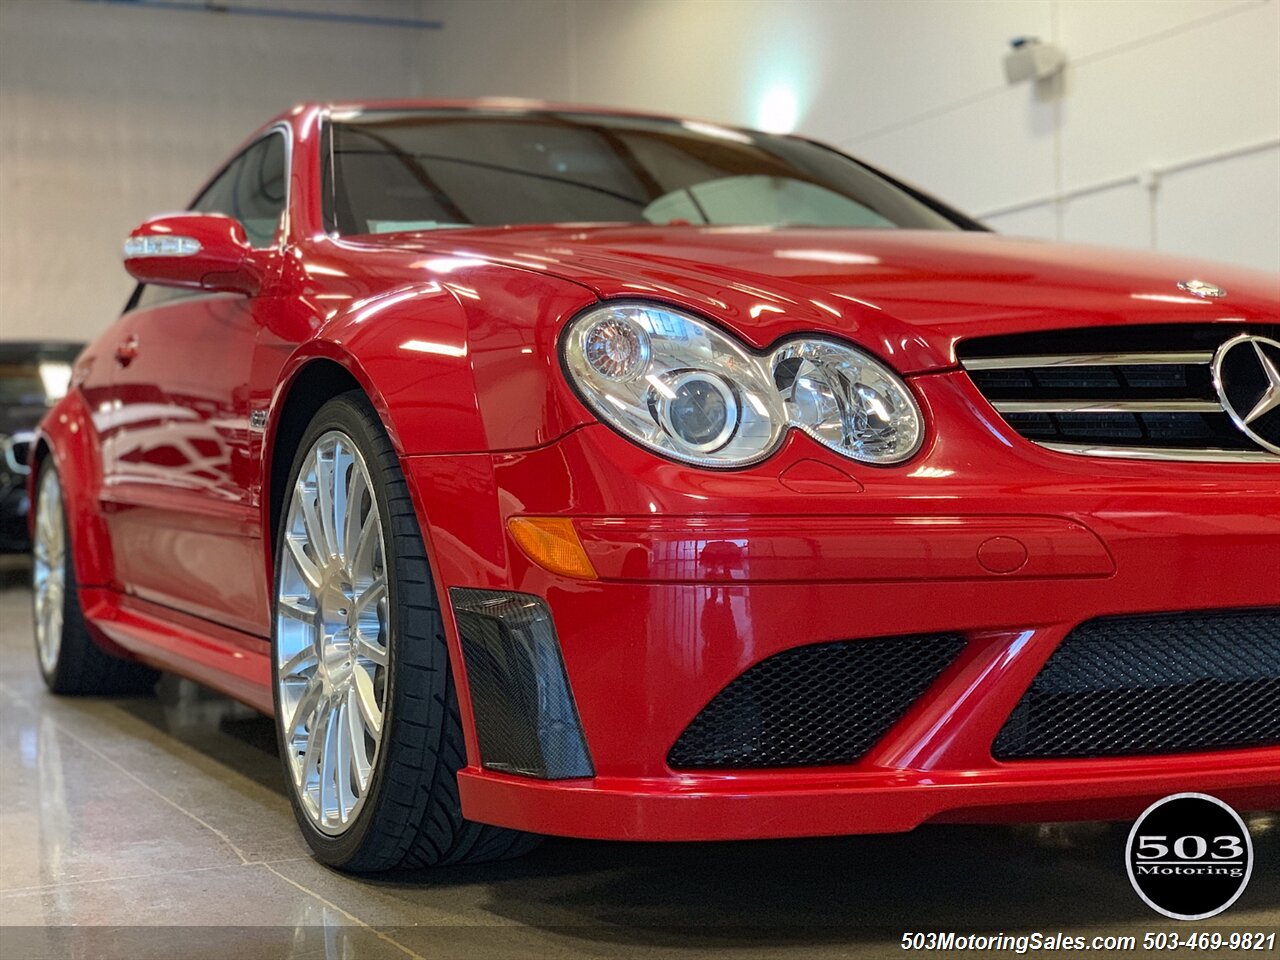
left=32, top=461, right=158, bottom=696
left=272, top=391, right=539, bottom=871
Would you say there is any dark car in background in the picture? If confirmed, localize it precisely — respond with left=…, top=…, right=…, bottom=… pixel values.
left=1, top=341, right=82, bottom=551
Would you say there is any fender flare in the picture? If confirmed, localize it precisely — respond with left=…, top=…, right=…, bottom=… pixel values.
left=28, top=392, right=116, bottom=590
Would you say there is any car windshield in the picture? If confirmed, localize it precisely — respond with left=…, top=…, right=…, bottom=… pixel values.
left=324, top=110, right=967, bottom=235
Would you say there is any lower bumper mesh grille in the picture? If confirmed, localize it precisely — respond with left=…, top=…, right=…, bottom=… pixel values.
left=668, top=633, right=964, bottom=770
left=994, top=609, right=1280, bottom=760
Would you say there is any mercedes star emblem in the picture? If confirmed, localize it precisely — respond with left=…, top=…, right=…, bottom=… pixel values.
left=1178, top=279, right=1227, bottom=299
left=1212, top=334, right=1280, bottom=454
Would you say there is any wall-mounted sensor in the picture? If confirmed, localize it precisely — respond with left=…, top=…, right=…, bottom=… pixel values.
left=1004, top=36, right=1066, bottom=84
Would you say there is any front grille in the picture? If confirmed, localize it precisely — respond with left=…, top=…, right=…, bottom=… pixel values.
left=994, top=609, right=1280, bottom=760
left=958, top=323, right=1280, bottom=462
left=668, top=633, right=964, bottom=769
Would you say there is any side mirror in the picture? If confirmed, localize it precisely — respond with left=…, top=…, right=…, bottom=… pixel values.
left=123, top=213, right=263, bottom=296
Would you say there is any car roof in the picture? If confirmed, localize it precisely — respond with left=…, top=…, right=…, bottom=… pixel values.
left=303, top=97, right=683, bottom=118
left=273, top=98, right=746, bottom=134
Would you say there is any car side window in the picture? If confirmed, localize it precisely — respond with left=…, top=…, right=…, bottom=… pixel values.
left=192, top=132, right=287, bottom=248
left=130, top=131, right=287, bottom=312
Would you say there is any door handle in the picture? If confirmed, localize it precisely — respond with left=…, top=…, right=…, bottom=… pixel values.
left=114, top=335, right=139, bottom=366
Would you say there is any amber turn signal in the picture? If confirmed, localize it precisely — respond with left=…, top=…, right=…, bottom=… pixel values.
left=506, top=517, right=598, bottom=580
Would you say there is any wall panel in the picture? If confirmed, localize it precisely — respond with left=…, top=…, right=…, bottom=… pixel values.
left=0, top=0, right=427, bottom=341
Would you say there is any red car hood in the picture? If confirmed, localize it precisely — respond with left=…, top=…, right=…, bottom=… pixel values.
left=355, top=226, right=1280, bottom=373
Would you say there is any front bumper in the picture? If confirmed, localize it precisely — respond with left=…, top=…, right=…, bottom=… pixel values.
left=458, top=750, right=1279, bottom=841
left=406, top=371, right=1280, bottom=839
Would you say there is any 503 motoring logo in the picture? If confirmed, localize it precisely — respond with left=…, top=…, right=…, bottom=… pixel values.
left=1126, top=793, right=1255, bottom=920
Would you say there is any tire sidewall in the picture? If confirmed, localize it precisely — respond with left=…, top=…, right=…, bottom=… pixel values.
left=270, top=395, right=414, bottom=867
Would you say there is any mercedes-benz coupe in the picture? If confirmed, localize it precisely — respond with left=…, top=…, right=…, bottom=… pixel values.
left=30, top=102, right=1280, bottom=871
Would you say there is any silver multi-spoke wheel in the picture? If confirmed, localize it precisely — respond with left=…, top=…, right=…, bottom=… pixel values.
left=33, top=470, right=66, bottom=676
left=274, top=395, right=537, bottom=870
left=277, top=430, right=389, bottom=835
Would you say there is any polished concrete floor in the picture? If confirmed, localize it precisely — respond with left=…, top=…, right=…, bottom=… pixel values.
left=0, top=557, right=1275, bottom=960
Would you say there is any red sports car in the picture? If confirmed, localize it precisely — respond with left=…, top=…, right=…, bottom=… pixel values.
left=29, top=101, right=1280, bottom=872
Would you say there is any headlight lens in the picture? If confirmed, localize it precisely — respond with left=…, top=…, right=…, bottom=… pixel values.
left=655, top=371, right=739, bottom=453
left=581, top=314, right=650, bottom=380
left=562, top=302, right=923, bottom=467
left=771, top=340, right=923, bottom=462
left=563, top=303, right=783, bottom=466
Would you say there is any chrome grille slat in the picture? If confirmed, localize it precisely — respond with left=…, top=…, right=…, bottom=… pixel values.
left=1039, top=443, right=1277, bottom=463
left=992, top=399, right=1221, bottom=414
left=955, top=324, right=1280, bottom=463
left=962, top=351, right=1214, bottom=370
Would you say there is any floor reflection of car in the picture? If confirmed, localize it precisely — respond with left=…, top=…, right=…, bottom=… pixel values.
left=1, top=341, right=83, bottom=552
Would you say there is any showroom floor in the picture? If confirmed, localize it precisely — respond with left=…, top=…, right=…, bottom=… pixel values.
left=0, top=558, right=1275, bottom=960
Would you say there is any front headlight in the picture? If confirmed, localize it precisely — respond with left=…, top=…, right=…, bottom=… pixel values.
left=770, top=339, right=923, bottom=462
left=562, top=302, right=784, bottom=467
left=561, top=302, right=923, bottom=467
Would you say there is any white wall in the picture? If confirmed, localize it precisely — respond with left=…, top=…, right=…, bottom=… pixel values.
left=419, top=0, right=1280, bottom=274
left=2, top=0, right=1277, bottom=343
left=0, top=0, right=429, bottom=341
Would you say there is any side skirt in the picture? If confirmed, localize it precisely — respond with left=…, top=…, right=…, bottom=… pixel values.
left=80, top=587, right=274, bottom=714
